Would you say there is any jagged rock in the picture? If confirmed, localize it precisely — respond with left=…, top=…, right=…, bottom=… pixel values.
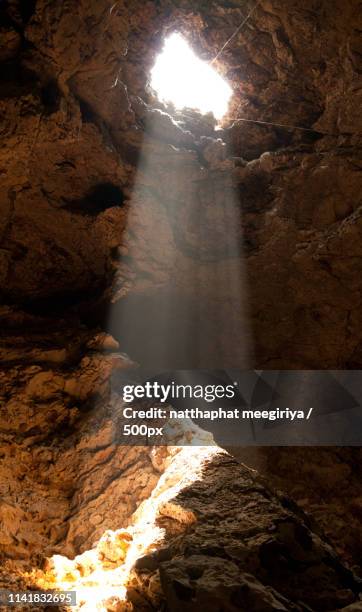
left=0, top=27, right=21, bottom=61
left=97, top=530, right=133, bottom=564
left=74, top=549, right=99, bottom=577
left=129, top=450, right=361, bottom=611
left=45, top=554, right=81, bottom=583
left=103, top=597, right=133, bottom=612
left=0, top=0, right=361, bottom=609
left=0, top=0, right=360, bottom=368
left=87, top=333, right=120, bottom=352
left=159, top=557, right=303, bottom=611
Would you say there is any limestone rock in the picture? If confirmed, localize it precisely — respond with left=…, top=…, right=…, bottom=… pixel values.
left=97, top=530, right=133, bottom=564
left=159, top=557, right=301, bottom=611
left=0, top=0, right=360, bottom=369
left=131, top=451, right=361, bottom=611
left=0, top=1, right=361, bottom=609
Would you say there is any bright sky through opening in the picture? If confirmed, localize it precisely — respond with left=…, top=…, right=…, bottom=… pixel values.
left=150, top=33, right=233, bottom=120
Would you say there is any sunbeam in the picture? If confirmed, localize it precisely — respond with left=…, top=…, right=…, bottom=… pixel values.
left=108, top=120, right=252, bottom=369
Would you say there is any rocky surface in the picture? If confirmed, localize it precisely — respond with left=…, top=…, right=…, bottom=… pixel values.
left=0, top=318, right=161, bottom=565
left=0, top=0, right=362, bottom=609
left=0, top=0, right=361, bottom=366
left=233, top=446, right=362, bottom=577
left=8, top=446, right=356, bottom=612
left=36, top=447, right=361, bottom=611
left=1, top=322, right=361, bottom=609
left=129, top=450, right=362, bottom=612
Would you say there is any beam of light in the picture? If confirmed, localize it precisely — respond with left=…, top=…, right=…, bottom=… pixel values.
left=106, top=36, right=252, bottom=372
left=108, top=129, right=253, bottom=369
left=150, top=33, right=233, bottom=120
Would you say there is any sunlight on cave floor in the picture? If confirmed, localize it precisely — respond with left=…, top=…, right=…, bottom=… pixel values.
left=34, top=444, right=222, bottom=611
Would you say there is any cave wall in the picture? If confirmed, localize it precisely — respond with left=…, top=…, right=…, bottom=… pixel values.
left=0, top=0, right=362, bottom=607
left=0, top=0, right=361, bottom=366
left=0, top=322, right=166, bottom=566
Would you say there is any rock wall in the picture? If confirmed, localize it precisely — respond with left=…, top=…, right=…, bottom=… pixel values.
left=0, top=0, right=361, bottom=366
left=130, top=450, right=361, bottom=611
left=38, top=448, right=362, bottom=611
left=0, top=319, right=162, bottom=565
left=0, top=0, right=362, bottom=608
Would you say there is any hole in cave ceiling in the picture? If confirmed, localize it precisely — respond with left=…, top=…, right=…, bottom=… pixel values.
left=150, top=33, right=233, bottom=120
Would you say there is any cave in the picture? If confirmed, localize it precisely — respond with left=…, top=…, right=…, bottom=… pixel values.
left=0, top=0, right=362, bottom=611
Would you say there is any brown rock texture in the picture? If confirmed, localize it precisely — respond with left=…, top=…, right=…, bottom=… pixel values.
left=1, top=321, right=360, bottom=609
left=132, top=449, right=362, bottom=611
left=32, top=448, right=362, bottom=611
left=233, top=446, right=362, bottom=577
left=0, top=0, right=361, bottom=366
left=0, top=0, right=362, bottom=609
left=0, top=320, right=160, bottom=564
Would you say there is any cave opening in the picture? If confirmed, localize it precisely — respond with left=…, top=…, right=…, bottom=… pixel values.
left=150, top=32, right=233, bottom=120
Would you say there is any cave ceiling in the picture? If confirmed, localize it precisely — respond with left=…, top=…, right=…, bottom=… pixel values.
left=1, top=0, right=362, bottom=364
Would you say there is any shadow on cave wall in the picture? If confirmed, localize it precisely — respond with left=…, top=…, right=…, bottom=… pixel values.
left=128, top=452, right=361, bottom=611
left=60, top=182, right=125, bottom=216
